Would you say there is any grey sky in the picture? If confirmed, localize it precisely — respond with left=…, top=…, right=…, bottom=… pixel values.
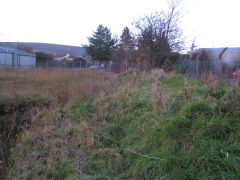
left=0, top=0, right=239, bottom=50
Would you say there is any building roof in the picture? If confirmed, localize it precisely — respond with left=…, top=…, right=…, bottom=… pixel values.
left=189, top=47, right=240, bottom=54
left=0, top=42, right=86, bottom=58
left=0, top=45, right=35, bottom=57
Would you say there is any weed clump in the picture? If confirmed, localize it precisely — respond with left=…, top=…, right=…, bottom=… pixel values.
left=71, top=102, right=94, bottom=122
left=170, top=94, right=185, bottom=113
left=185, top=102, right=213, bottom=120
left=200, top=123, right=232, bottom=140
left=207, top=87, right=227, bottom=99
left=164, top=116, right=193, bottom=140
left=215, top=88, right=240, bottom=117
left=163, top=73, right=185, bottom=88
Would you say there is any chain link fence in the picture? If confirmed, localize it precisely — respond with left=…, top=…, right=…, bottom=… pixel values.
left=35, top=59, right=139, bottom=72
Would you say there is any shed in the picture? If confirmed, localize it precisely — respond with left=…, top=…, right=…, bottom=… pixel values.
left=0, top=45, right=36, bottom=67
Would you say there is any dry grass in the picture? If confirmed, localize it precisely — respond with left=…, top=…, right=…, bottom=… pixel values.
left=152, top=69, right=167, bottom=113
left=3, top=69, right=240, bottom=179
left=0, top=68, right=117, bottom=106
left=0, top=68, right=117, bottom=179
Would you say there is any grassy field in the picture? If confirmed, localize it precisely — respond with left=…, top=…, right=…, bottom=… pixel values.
left=1, top=68, right=240, bottom=179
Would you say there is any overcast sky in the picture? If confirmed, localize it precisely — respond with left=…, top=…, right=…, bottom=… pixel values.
left=0, top=0, right=240, bottom=50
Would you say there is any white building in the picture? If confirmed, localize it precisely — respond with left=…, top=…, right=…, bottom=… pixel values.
left=0, top=46, right=36, bottom=67
left=188, top=47, right=240, bottom=66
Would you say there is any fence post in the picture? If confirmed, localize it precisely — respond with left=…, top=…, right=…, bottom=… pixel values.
left=217, top=47, right=228, bottom=77
left=196, top=54, right=200, bottom=78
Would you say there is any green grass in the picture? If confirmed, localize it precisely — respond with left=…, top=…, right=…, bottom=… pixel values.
left=75, top=72, right=240, bottom=179
left=6, top=70, right=240, bottom=179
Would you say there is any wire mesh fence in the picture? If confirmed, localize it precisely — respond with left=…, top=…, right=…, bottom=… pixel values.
left=34, top=59, right=139, bottom=71
left=0, top=56, right=140, bottom=72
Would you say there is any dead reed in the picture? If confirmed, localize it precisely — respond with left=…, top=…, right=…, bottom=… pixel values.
left=152, top=69, right=166, bottom=113
left=0, top=68, right=116, bottom=106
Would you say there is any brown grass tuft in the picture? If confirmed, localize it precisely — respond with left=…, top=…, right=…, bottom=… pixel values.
left=0, top=68, right=116, bottom=106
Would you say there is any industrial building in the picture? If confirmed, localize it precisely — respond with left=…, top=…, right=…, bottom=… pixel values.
left=0, top=45, right=36, bottom=67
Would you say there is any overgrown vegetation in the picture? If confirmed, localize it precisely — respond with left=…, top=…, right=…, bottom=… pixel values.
left=0, top=68, right=116, bottom=179
left=0, top=94, right=50, bottom=178
left=2, top=68, right=240, bottom=179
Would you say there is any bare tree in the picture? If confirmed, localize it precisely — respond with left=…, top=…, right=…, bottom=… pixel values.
left=117, top=27, right=136, bottom=62
left=191, top=38, right=197, bottom=51
left=166, top=0, right=184, bottom=51
left=111, top=27, right=138, bottom=68
left=134, top=0, right=184, bottom=68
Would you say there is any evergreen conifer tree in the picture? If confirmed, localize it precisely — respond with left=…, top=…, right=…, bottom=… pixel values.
left=85, top=25, right=116, bottom=61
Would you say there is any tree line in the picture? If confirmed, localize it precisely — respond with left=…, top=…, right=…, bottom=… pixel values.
left=84, top=0, right=184, bottom=70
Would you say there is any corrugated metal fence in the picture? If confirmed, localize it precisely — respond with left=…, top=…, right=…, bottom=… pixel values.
left=0, top=52, right=36, bottom=68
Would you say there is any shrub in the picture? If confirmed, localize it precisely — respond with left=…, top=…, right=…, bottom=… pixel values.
left=170, top=94, right=185, bottom=113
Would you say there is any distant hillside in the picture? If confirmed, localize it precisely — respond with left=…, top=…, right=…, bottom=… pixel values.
left=0, top=42, right=87, bottom=58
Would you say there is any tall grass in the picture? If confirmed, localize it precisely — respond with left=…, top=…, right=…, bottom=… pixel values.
left=0, top=68, right=116, bottom=179
left=0, top=68, right=116, bottom=104
left=2, top=68, right=240, bottom=179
